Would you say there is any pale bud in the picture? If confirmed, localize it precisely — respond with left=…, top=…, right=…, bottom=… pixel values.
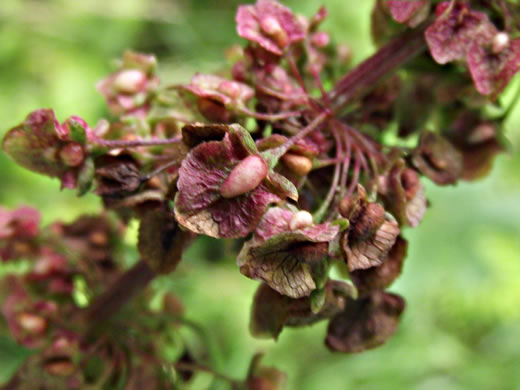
left=17, top=312, right=47, bottom=334
left=469, top=124, right=496, bottom=144
left=113, top=69, right=147, bottom=94
left=261, top=16, right=282, bottom=35
left=220, top=155, right=268, bottom=198
left=311, top=31, right=330, bottom=48
left=218, top=81, right=241, bottom=99
left=492, top=32, right=510, bottom=54
left=289, top=210, right=313, bottom=230
left=260, top=16, right=288, bottom=48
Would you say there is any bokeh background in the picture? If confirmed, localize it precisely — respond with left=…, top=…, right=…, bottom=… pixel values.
left=1, top=0, right=520, bottom=389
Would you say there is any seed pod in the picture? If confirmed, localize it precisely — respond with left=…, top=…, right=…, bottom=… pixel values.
left=59, top=143, right=84, bottom=167
left=220, top=155, right=268, bottom=198
left=282, top=153, right=313, bottom=176
left=113, top=69, right=147, bottom=93
left=17, top=312, right=47, bottom=334
left=400, top=168, right=420, bottom=200
left=353, top=203, right=386, bottom=239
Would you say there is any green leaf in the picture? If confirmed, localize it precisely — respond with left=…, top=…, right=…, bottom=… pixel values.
left=68, top=118, right=87, bottom=144
left=310, top=288, right=326, bottom=314
left=331, top=218, right=350, bottom=231
left=266, top=171, right=299, bottom=202
left=0, top=334, right=33, bottom=385
left=77, top=157, right=95, bottom=196
left=228, top=124, right=258, bottom=155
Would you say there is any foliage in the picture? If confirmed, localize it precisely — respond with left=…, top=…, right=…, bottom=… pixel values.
left=1, top=0, right=520, bottom=389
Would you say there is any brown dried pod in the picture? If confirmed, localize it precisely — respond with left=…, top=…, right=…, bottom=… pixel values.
left=138, top=209, right=192, bottom=274
left=326, top=290, right=405, bottom=353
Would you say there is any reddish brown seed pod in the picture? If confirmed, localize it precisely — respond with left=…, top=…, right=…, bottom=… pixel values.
left=220, top=155, right=268, bottom=198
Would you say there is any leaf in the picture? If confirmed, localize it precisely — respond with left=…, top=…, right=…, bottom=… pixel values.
left=181, top=122, right=228, bottom=147
left=250, top=280, right=355, bottom=339
left=326, top=291, right=405, bottom=353
left=386, top=0, right=429, bottom=27
left=350, top=236, right=408, bottom=295
left=77, top=157, right=95, bottom=196
left=67, top=117, right=88, bottom=144
left=236, top=0, right=305, bottom=56
left=138, top=210, right=190, bottom=274
left=240, top=240, right=320, bottom=298
left=425, top=2, right=495, bottom=64
left=266, top=171, right=298, bottom=201
left=0, top=334, right=32, bottom=385
left=175, top=131, right=283, bottom=238
left=343, top=215, right=400, bottom=272
left=2, top=109, right=67, bottom=179
left=411, top=131, right=463, bottom=185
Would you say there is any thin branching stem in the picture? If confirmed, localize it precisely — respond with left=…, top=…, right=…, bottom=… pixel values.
left=313, top=126, right=342, bottom=222
left=346, top=156, right=361, bottom=198
left=238, top=107, right=301, bottom=121
left=173, top=362, right=242, bottom=387
left=93, top=136, right=182, bottom=149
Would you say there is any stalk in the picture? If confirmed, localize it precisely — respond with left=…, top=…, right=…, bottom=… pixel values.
left=82, top=260, right=155, bottom=328
left=328, top=25, right=428, bottom=112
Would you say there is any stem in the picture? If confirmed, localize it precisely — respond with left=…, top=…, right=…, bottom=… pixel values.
left=141, top=159, right=178, bottom=182
left=238, top=107, right=301, bottom=121
left=339, top=131, right=352, bottom=199
left=346, top=157, right=361, bottom=198
left=266, top=110, right=331, bottom=168
left=286, top=49, right=322, bottom=112
left=93, top=136, right=182, bottom=149
left=336, top=120, right=384, bottom=160
left=82, top=260, right=155, bottom=328
left=173, top=362, right=241, bottom=387
left=311, top=66, right=330, bottom=107
left=328, top=24, right=428, bottom=112
left=313, top=126, right=342, bottom=222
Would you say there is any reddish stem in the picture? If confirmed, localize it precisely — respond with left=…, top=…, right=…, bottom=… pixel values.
left=238, top=107, right=301, bottom=121
left=339, top=131, right=352, bottom=198
left=93, top=136, right=182, bottom=149
left=346, top=157, right=361, bottom=197
left=82, top=260, right=155, bottom=328
left=329, top=25, right=428, bottom=111
left=314, top=126, right=342, bottom=222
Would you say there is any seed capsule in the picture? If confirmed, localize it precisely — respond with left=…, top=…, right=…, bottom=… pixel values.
left=220, top=155, right=268, bottom=198
left=113, top=69, right=147, bottom=94
left=353, top=203, right=385, bottom=239
left=282, top=153, right=313, bottom=176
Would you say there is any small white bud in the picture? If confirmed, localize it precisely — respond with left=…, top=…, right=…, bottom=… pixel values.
left=17, top=312, right=47, bottom=334
left=289, top=210, right=313, bottom=230
left=114, top=69, right=147, bottom=94
left=492, top=32, right=510, bottom=54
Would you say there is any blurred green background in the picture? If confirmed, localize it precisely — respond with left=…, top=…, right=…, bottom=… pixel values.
left=1, top=0, right=520, bottom=389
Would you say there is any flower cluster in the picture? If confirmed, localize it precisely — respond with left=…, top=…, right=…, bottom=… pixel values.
left=1, top=0, right=516, bottom=387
